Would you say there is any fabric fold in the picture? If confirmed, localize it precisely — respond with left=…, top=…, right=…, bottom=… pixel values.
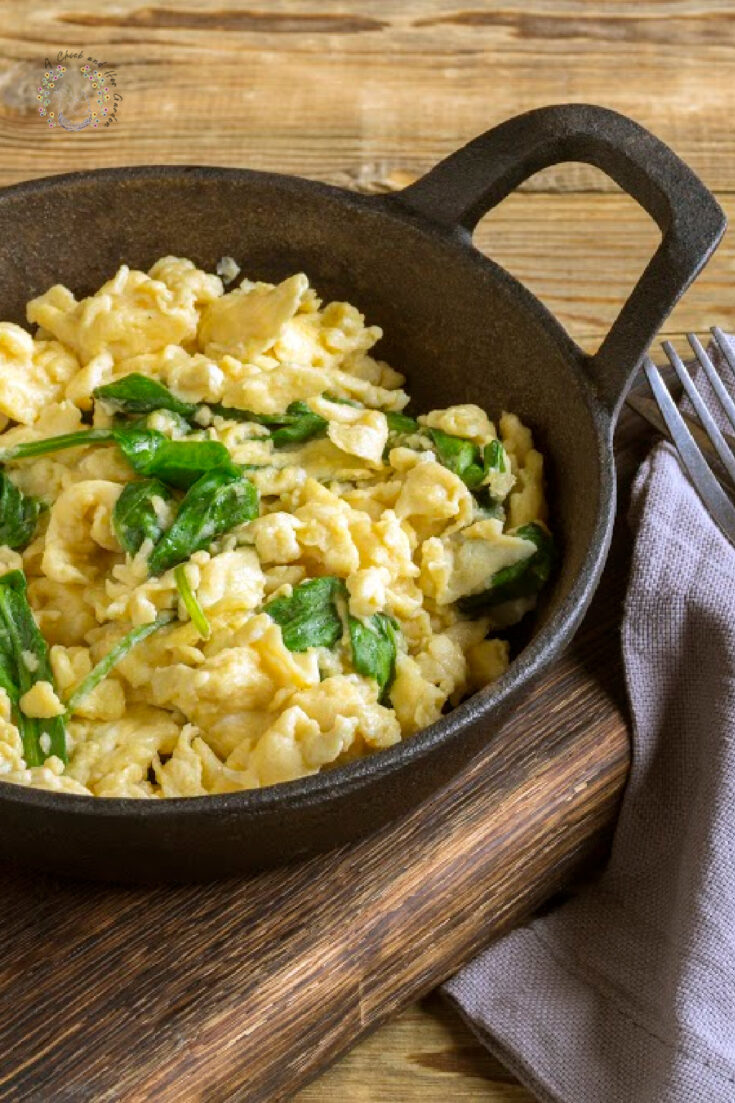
left=444, top=339, right=735, bottom=1103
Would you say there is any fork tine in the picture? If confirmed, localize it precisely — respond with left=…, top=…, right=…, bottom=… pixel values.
left=662, top=340, right=735, bottom=486
left=644, top=358, right=735, bottom=544
left=707, top=328, right=735, bottom=432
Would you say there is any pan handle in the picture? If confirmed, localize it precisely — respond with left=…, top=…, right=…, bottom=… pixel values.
left=391, top=104, right=726, bottom=418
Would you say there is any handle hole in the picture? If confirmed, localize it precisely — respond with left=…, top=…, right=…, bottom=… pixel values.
left=470, top=165, right=661, bottom=356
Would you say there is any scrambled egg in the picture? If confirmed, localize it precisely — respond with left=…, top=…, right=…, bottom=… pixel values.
left=0, top=258, right=550, bottom=798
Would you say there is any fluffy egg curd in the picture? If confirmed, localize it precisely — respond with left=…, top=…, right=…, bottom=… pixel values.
left=0, top=257, right=554, bottom=799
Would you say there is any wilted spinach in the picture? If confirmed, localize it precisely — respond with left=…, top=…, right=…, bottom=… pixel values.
left=265, top=576, right=344, bottom=652
left=208, top=400, right=327, bottom=446
left=95, top=373, right=264, bottom=428
left=268, top=402, right=327, bottom=447
left=0, top=424, right=236, bottom=490
left=429, top=427, right=477, bottom=475
left=484, top=438, right=507, bottom=474
left=113, top=478, right=173, bottom=555
left=0, top=426, right=238, bottom=492
left=0, top=570, right=66, bottom=766
left=115, top=429, right=238, bottom=489
left=427, top=428, right=485, bottom=488
left=174, top=564, right=211, bottom=639
left=347, top=612, right=398, bottom=698
left=0, top=428, right=116, bottom=464
left=95, top=374, right=328, bottom=448
left=0, top=379, right=332, bottom=487
left=65, top=612, right=176, bottom=713
left=94, top=374, right=198, bottom=419
left=148, top=468, right=258, bottom=575
left=266, top=576, right=400, bottom=695
left=386, top=412, right=419, bottom=436
left=0, top=472, right=42, bottom=550
left=427, top=428, right=512, bottom=492
left=458, top=522, right=555, bottom=613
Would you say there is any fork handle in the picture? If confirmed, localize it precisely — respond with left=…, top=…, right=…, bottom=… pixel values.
left=393, top=104, right=726, bottom=419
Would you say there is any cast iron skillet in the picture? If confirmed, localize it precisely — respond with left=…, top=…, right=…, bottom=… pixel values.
left=0, top=104, right=725, bottom=882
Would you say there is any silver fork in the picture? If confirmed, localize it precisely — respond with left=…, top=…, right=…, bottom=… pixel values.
left=643, top=328, right=735, bottom=544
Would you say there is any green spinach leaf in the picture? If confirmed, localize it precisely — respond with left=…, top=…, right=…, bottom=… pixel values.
left=148, top=468, right=259, bottom=575
left=0, top=615, right=19, bottom=707
left=269, top=402, right=327, bottom=448
left=386, top=411, right=418, bottom=436
left=174, top=564, right=211, bottom=638
left=113, top=478, right=173, bottom=555
left=0, top=394, right=328, bottom=476
left=429, top=428, right=477, bottom=477
left=94, top=374, right=198, bottom=419
left=92, top=374, right=339, bottom=450
left=111, top=410, right=194, bottom=438
left=265, top=576, right=344, bottom=652
left=0, top=426, right=236, bottom=491
left=65, top=612, right=175, bottom=713
left=0, top=472, right=42, bottom=549
left=461, top=462, right=485, bottom=489
left=484, top=438, right=507, bottom=474
left=0, top=428, right=115, bottom=464
left=0, top=570, right=66, bottom=765
left=348, top=612, right=398, bottom=698
left=428, top=430, right=511, bottom=492
left=114, top=429, right=238, bottom=489
left=428, top=427, right=488, bottom=488
left=458, top=522, right=555, bottom=613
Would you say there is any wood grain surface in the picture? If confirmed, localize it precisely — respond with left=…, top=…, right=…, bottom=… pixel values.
left=0, top=506, right=631, bottom=1101
left=300, top=994, right=542, bottom=1102
left=0, top=2, right=730, bottom=1098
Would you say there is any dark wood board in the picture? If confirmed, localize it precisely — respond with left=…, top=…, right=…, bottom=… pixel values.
left=0, top=406, right=650, bottom=1102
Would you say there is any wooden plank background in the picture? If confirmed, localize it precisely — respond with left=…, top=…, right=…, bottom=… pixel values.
left=0, top=3, right=731, bottom=1098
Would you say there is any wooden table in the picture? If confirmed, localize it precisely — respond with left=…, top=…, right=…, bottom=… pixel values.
left=0, top=4, right=732, bottom=1098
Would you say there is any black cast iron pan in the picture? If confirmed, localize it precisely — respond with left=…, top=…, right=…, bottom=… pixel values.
left=0, top=104, right=724, bottom=882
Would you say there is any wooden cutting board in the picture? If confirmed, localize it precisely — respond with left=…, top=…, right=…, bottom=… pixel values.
left=0, top=408, right=650, bottom=1102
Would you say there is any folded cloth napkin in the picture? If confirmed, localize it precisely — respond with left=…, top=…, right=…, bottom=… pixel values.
left=443, top=337, right=735, bottom=1103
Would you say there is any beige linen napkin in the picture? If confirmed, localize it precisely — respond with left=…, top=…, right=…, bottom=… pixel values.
left=443, top=337, right=735, bottom=1103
